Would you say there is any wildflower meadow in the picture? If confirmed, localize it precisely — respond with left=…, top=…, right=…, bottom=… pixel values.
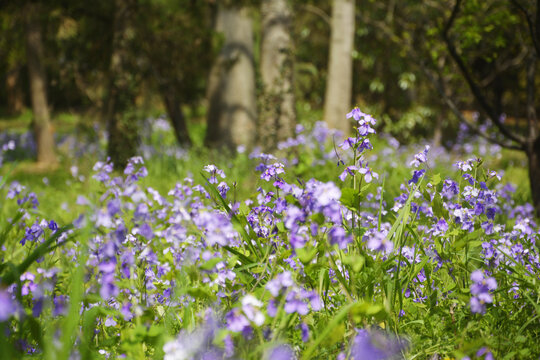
left=0, top=109, right=539, bottom=360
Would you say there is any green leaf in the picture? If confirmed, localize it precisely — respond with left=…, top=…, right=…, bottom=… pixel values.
left=199, top=257, right=223, bottom=271
left=296, top=246, right=318, bottom=265
left=341, top=187, right=360, bottom=210
left=342, top=254, right=365, bottom=273
left=187, top=287, right=217, bottom=302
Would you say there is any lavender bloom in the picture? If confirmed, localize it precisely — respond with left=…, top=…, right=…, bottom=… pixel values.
left=266, top=271, right=294, bottom=297
left=217, top=182, right=229, bottom=199
left=0, top=289, right=16, bottom=321
left=469, top=270, right=497, bottom=314
left=408, top=169, right=426, bottom=185
left=339, top=166, right=359, bottom=182
left=347, top=108, right=377, bottom=127
left=52, top=295, right=68, bottom=316
left=92, top=160, right=114, bottom=183
left=340, top=137, right=359, bottom=150
left=163, top=316, right=225, bottom=360
left=358, top=165, right=379, bottom=183
left=241, top=295, right=265, bottom=326
left=225, top=309, right=250, bottom=333
left=409, top=145, right=430, bottom=168
left=366, top=229, right=393, bottom=253
left=300, top=322, right=310, bottom=342
left=432, top=218, right=448, bottom=236
left=350, top=329, right=408, bottom=360
left=21, top=221, right=45, bottom=245
left=203, top=164, right=226, bottom=184
left=265, top=344, right=296, bottom=360
left=476, top=347, right=495, bottom=360
left=261, top=162, right=285, bottom=181
left=328, top=226, right=352, bottom=249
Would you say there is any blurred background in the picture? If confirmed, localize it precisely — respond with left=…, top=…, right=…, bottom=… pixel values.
left=0, top=0, right=538, bottom=210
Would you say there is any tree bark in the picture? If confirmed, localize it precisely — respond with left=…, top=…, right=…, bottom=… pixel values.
left=527, top=142, right=540, bottom=216
left=6, top=67, right=24, bottom=115
left=161, top=87, right=191, bottom=147
left=205, top=5, right=257, bottom=150
left=525, top=51, right=540, bottom=215
left=104, top=0, right=138, bottom=170
left=25, top=3, right=57, bottom=165
left=323, top=0, right=355, bottom=135
left=260, top=0, right=296, bottom=151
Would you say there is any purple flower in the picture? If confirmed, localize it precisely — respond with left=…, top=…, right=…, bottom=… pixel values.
left=300, top=322, right=310, bottom=342
left=469, top=270, right=497, bottom=314
left=350, top=329, right=408, bottom=360
left=339, top=166, right=359, bottom=182
left=265, top=344, right=295, bottom=360
left=225, top=309, right=250, bottom=333
left=432, top=218, right=448, bottom=236
left=442, top=179, right=459, bottom=199
left=261, top=162, right=285, bottom=181
left=409, top=145, right=430, bottom=167
left=266, top=272, right=294, bottom=297
left=408, top=169, right=426, bottom=185
left=203, top=164, right=226, bottom=184
left=217, top=182, right=229, bottom=198
left=340, top=137, right=359, bottom=150
left=328, top=226, right=352, bottom=249
left=0, top=289, right=16, bottom=321
left=48, top=220, right=58, bottom=231
left=358, top=165, right=378, bottom=183
left=241, top=295, right=265, bottom=326
left=366, top=229, right=393, bottom=253
left=347, top=108, right=377, bottom=127
left=53, top=295, right=68, bottom=316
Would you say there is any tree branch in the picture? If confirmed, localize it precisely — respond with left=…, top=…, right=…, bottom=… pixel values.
left=419, top=59, right=524, bottom=151
left=526, top=51, right=538, bottom=146
left=479, top=46, right=528, bottom=87
left=300, top=4, right=331, bottom=26
left=360, top=12, right=525, bottom=151
left=441, top=0, right=526, bottom=146
left=510, top=0, right=540, bottom=55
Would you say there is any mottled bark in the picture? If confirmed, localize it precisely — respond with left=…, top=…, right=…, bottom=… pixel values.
left=104, top=0, right=138, bottom=170
left=260, top=0, right=296, bottom=151
left=323, top=0, right=355, bottom=135
left=25, top=3, right=57, bottom=165
left=205, top=5, right=257, bottom=150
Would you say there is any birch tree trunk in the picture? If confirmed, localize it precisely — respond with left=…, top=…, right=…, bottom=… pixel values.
left=205, top=5, right=257, bottom=150
left=260, top=0, right=296, bottom=151
left=323, top=0, right=355, bottom=135
left=25, top=3, right=57, bottom=165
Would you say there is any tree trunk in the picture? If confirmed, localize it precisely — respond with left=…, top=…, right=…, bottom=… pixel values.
left=205, top=5, right=257, bottom=150
left=6, top=67, right=24, bottom=115
left=527, top=141, right=540, bottom=216
left=323, top=0, right=355, bottom=135
left=104, top=0, right=138, bottom=170
left=525, top=52, right=540, bottom=216
left=161, top=87, right=191, bottom=147
left=260, top=0, right=296, bottom=151
left=432, top=116, right=443, bottom=147
left=25, top=4, right=57, bottom=165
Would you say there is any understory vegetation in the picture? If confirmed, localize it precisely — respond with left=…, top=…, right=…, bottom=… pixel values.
left=0, top=109, right=538, bottom=359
